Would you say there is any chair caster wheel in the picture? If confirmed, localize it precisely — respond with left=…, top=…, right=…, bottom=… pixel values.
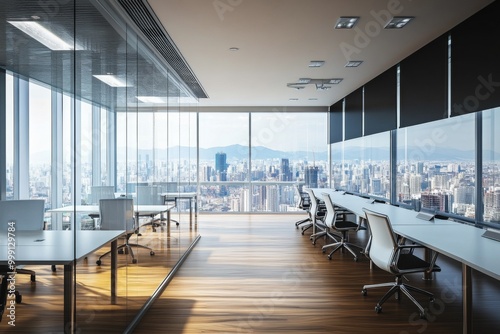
left=430, top=297, right=435, bottom=302
left=30, top=274, right=36, bottom=282
left=353, top=257, right=358, bottom=262
left=420, top=312, right=426, bottom=319
left=150, top=251, right=155, bottom=256
left=327, top=255, right=332, bottom=260
left=96, top=260, right=102, bottom=266
left=375, top=305, right=382, bottom=313
left=51, top=265, right=57, bottom=272
left=322, top=249, right=326, bottom=253
left=15, top=291, right=22, bottom=303
left=361, top=289, right=367, bottom=296
left=132, top=259, right=138, bottom=264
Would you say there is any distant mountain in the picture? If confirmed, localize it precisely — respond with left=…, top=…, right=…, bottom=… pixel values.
left=135, top=144, right=328, bottom=162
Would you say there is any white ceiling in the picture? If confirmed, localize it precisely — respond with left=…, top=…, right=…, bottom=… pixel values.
left=147, top=0, right=493, bottom=108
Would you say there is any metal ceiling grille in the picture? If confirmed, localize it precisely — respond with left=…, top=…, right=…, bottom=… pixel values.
left=117, top=0, right=207, bottom=98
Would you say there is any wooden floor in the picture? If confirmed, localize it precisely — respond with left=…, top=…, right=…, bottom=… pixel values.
left=133, top=214, right=500, bottom=334
left=3, top=214, right=500, bottom=333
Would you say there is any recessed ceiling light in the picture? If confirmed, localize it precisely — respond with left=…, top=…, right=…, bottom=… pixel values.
left=289, top=98, right=299, bottom=101
left=335, top=17, right=359, bottom=29
left=136, top=96, right=167, bottom=104
left=8, top=21, right=74, bottom=50
left=345, top=60, right=363, bottom=67
left=308, top=98, right=318, bottom=101
left=93, top=74, right=129, bottom=87
left=229, top=47, right=239, bottom=51
left=384, top=16, right=414, bottom=29
left=328, top=78, right=343, bottom=84
left=315, top=84, right=331, bottom=91
left=287, top=83, right=306, bottom=90
left=309, top=60, right=325, bottom=68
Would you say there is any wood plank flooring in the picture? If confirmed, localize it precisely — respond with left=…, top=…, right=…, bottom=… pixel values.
left=2, top=214, right=500, bottom=333
left=134, top=214, right=500, bottom=334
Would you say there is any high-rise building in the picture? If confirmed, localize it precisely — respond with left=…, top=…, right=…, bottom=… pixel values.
left=280, top=158, right=292, bottom=181
left=305, top=166, right=319, bottom=188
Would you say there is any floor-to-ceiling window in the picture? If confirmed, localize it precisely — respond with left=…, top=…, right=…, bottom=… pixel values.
left=483, top=107, right=500, bottom=226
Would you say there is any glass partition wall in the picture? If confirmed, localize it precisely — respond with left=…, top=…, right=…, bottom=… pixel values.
left=0, top=0, right=198, bottom=332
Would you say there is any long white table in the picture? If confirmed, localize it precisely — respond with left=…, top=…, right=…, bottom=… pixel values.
left=0, top=230, right=124, bottom=332
left=48, top=204, right=175, bottom=230
left=311, top=188, right=500, bottom=334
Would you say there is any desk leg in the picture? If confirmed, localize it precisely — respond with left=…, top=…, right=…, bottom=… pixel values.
left=64, top=263, right=74, bottom=333
left=463, top=263, right=472, bottom=334
left=423, top=248, right=432, bottom=280
left=189, top=197, right=193, bottom=224
left=111, top=239, right=117, bottom=304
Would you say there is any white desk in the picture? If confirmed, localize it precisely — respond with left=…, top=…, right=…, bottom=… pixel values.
left=161, top=192, right=197, bottom=223
left=312, top=188, right=500, bottom=334
left=0, top=230, right=123, bottom=332
left=48, top=204, right=175, bottom=229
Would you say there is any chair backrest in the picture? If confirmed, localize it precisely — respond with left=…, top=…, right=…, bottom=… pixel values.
left=294, top=185, right=310, bottom=210
left=0, top=199, right=45, bottom=231
left=90, top=186, right=115, bottom=204
left=99, top=198, right=135, bottom=232
left=136, top=185, right=162, bottom=205
left=304, top=188, right=318, bottom=219
left=362, top=208, right=398, bottom=273
left=321, top=193, right=337, bottom=228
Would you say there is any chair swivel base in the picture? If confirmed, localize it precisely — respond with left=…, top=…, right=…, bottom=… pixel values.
left=97, top=242, right=155, bottom=265
left=361, top=276, right=435, bottom=319
left=322, top=240, right=363, bottom=261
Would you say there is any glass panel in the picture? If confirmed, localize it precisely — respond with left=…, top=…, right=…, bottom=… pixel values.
left=396, top=113, right=476, bottom=218
left=199, top=113, right=249, bottom=211
left=333, top=132, right=390, bottom=199
left=251, top=112, right=328, bottom=211
left=483, top=107, right=500, bottom=225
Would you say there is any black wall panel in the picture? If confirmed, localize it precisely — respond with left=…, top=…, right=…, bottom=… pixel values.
left=400, top=34, right=448, bottom=127
left=451, top=1, right=500, bottom=116
left=364, top=66, right=397, bottom=135
left=344, top=88, right=363, bottom=140
left=329, top=99, right=343, bottom=143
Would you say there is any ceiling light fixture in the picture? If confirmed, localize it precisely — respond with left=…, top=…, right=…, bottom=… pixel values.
left=345, top=60, right=363, bottom=67
left=328, top=78, right=343, bottom=84
left=287, top=83, right=306, bottom=90
left=335, top=16, right=360, bottom=29
left=289, top=98, right=299, bottom=101
left=93, top=74, right=129, bottom=87
left=137, top=96, right=167, bottom=104
left=308, top=60, right=325, bottom=68
left=315, top=84, right=331, bottom=91
left=8, top=20, right=74, bottom=50
left=384, top=16, right=414, bottom=29
left=229, top=47, right=239, bottom=51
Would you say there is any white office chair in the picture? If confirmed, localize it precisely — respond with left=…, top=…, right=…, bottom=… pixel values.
left=0, top=199, right=46, bottom=305
left=136, top=185, right=169, bottom=231
left=294, top=185, right=312, bottom=233
left=321, top=193, right=364, bottom=261
left=96, top=198, right=155, bottom=265
left=0, top=199, right=46, bottom=282
left=361, top=208, right=440, bottom=319
left=303, top=188, right=336, bottom=245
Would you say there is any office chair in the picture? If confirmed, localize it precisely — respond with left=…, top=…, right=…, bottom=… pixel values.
left=294, top=185, right=312, bottom=233
left=136, top=185, right=168, bottom=231
left=361, top=208, right=440, bottom=319
left=303, top=188, right=337, bottom=245
left=0, top=199, right=46, bottom=282
left=88, top=186, right=115, bottom=228
left=321, top=193, right=364, bottom=261
left=158, top=182, right=181, bottom=226
left=96, top=198, right=155, bottom=265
